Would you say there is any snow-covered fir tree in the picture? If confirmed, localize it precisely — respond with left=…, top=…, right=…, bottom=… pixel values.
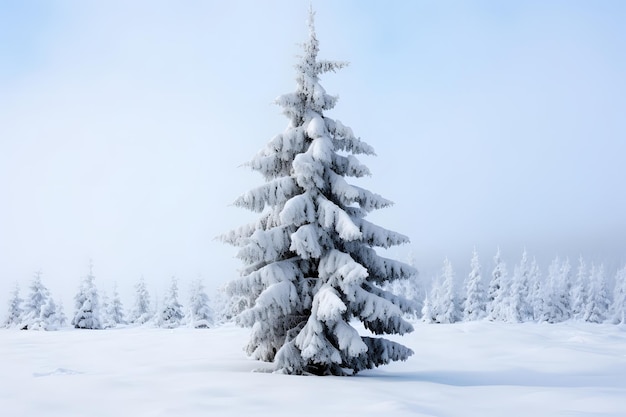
left=571, top=256, right=589, bottom=320
left=100, top=291, right=116, bottom=329
left=3, top=284, right=23, bottom=328
left=187, top=279, right=214, bottom=328
left=528, top=257, right=544, bottom=320
left=385, top=258, right=423, bottom=320
left=221, top=9, right=415, bottom=375
left=21, top=271, right=51, bottom=330
left=72, top=264, right=102, bottom=329
left=107, top=283, right=126, bottom=326
left=487, top=248, right=509, bottom=321
left=40, top=297, right=64, bottom=330
left=213, top=285, right=249, bottom=324
left=509, top=249, right=533, bottom=322
left=463, top=249, right=487, bottom=321
left=429, top=258, right=461, bottom=324
left=583, top=263, right=610, bottom=323
left=129, top=276, right=153, bottom=325
left=539, top=257, right=570, bottom=323
left=159, top=277, right=184, bottom=329
left=612, top=266, right=626, bottom=325
left=56, top=299, right=68, bottom=328
left=421, top=295, right=434, bottom=323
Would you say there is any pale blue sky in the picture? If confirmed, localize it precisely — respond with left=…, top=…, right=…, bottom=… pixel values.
left=1, top=1, right=625, bottom=307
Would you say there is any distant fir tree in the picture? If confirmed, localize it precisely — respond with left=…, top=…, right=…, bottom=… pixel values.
left=221, top=9, right=415, bottom=375
left=187, top=279, right=214, bottom=328
left=213, top=285, right=249, bottom=324
left=56, top=299, right=68, bottom=328
left=571, top=256, right=589, bottom=320
left=41, top=297, right=64, bottom=331
left=487, top=248, right=509, bottom=321
left=107, top=283, right=126, bottom=326
left=431, top=259, right=461, bottom=323
left=463, top=249, right=487, bottom=321
left=611, top=266, right=626, bottom=325
left=385, top=256, right=423, bottom=320
left=159, top=277, right=184, bottom=328
left=3, top=284, right=23, bottom=328
left=583, top=263, right=610, bottom=323
left=99, top=290, right=115, bottom=329
left=22, top=271, right=51, bottom=330
left=129, top=276, right=153, bottom=325
left=72, top=263, right=102, bottom=329
left=421, top=295, right=434, bottom=323
left=509, top=249, right=533, bottom=322
left=539, top=257, right=570, bottom=323
left=528, top=257, right=543, bottom=320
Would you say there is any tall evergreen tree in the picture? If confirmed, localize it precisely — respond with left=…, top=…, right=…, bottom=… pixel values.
left=3, top=284, right=23, bottom=328
left=221, top=9, right=415, bottom=375
left=463, top=249, right=487, bottom=321
left=72, top=263, right=102, bottom=329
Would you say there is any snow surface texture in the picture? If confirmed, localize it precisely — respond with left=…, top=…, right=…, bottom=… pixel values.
left=1, top=322, right=625, bottom=417
left=222, top=9, right=414, bottom=375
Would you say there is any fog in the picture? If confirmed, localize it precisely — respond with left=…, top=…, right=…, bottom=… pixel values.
left=1, top=1, right=625, bottom=309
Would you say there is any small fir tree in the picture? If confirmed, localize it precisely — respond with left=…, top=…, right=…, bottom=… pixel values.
left=571, top=256, right=589, bottom=320
left=3, top=284, right=23, bottom=328
left=463, top=249, right=487, bottom=321
left=22, top=271, right=51, bottom=330
left=187, top=279, right=214, bottom=328
left=435, top=258, right=461, bottom=323
left=41, top=297, right=64, bottom=331
left=528, top=257, right=543, bottom=320
left=72, top=264, right=102, bottom=329
left=611, top=266, right=626, bottom=325
left=100, top=290, right=116, bottom=329
left=487, top=248, right=509, bottom=321
left=56, top=299, right=68, bottom=328
left=583, top=263, right=610, bottom=323
left=159, top=277, right=184, bottom=329
left=221, top=9, right=415, bottom=375
left=129, top=276, right=153, bottom=325
left=540, top=257, right=570, bottom=323
left=509, top=249, right=533, bottom=322
left=421, top=295, right=434, bottom=323
left=107, top=283, right=126, bottom=326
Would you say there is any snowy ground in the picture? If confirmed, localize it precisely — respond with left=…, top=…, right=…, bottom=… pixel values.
left=1, top=322, right=625, bottom=417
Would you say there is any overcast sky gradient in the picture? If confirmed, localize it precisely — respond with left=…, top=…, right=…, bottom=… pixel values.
left=1, top=1, right=625, bottom=308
